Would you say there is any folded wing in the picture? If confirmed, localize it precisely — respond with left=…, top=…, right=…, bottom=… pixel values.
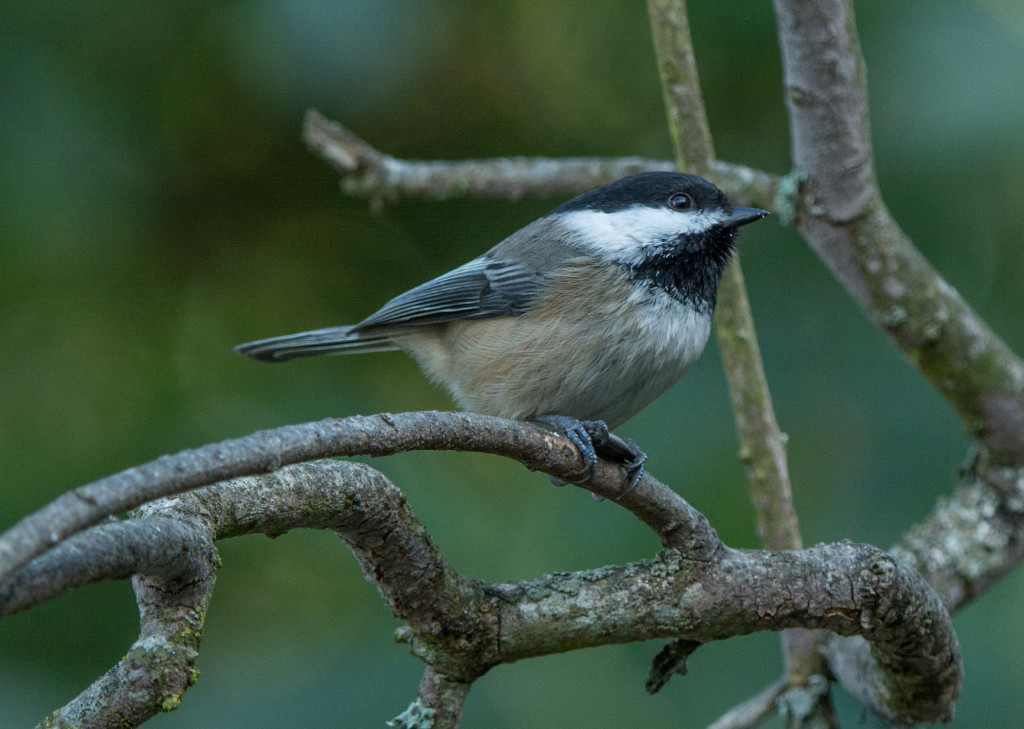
left=234, top=255, right=544, bottom=362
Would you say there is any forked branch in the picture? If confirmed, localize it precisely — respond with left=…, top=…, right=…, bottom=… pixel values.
left=5, top=454, right=960, bottom=727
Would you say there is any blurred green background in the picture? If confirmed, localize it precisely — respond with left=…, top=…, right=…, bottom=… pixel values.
left=2, top=1, right=1023, bottom=726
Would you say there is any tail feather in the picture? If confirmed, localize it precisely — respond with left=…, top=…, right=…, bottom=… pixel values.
left=233, top=326, right=400, bottom=362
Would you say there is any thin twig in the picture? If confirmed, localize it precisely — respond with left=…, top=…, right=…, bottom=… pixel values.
left=647, top=0, right=824, bottom=713
left=647, top=0, right=801, bottom=554
left=303, top=109, right=781, bottom=209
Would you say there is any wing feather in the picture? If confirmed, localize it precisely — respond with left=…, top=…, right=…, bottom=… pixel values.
left=353, top=256, right=543, bottom=331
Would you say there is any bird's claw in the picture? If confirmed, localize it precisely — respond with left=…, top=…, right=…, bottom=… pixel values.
left=614, top=436, right=647, bottom=497
left=537, top=415, right=648, bottom=496
left=586, top=426, right=647, bottom=496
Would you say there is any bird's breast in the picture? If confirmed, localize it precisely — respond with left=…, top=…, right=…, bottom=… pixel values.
left=399, top=263, right=712, bottom=428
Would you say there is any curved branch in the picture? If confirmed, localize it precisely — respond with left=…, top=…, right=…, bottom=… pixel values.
left=0, top=517, right=213, bottom=617
left=22, top=458, right=960, bottom=725
left=0, top=412, right=715, bottom=585
left=162, top=461, right=482, bottom=649
left=166, top=464, right=960, bottom=724
left=480, top=543, right=957, bottom=724
left=37, top=524, right=217, bottom=728
left=772, top=0, right=1024, bottom=463
left=647, top=1, right=821, bottom=715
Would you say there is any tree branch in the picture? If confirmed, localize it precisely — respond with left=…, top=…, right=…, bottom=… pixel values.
left=0, top=412, right=716, bottom=585
left=482, top=541, right=957, bottom=724
left=647, top=2, right=824, bottom=720
left=705, top=678, right=788, bottom=729
left=36, top=521, right=217, bottom=728
left=769, top=4, right=1024, bottom=711
left=12, top=446, right=961, bottom=725
left=647, top=0, right=803, bottom=559
left=647, top=0, right=715, bottom=175
left=772, top=0, right=1024, bottom=464
left=0, top=517, right=214, bottom=617
left=303, top=109, right=781, bottom=210
left=413, top=668, right=469, bottom=729
left=891, top=460, right=1024, bottom=612
left=197, top=460, right=958, bottom=725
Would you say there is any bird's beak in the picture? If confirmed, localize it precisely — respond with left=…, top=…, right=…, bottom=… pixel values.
left=721, top=207, right=769, bottom=228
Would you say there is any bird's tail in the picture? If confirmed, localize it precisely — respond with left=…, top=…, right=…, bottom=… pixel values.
left=233, top=326, right=400, bottom=362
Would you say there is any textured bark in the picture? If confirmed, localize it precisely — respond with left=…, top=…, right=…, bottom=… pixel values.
left=36, top=520, right=217, bottom=728
left=5, top=453, right=961, bottom=726
left=773, top=0, right=1024, bottom=463
left=304, top=109, right=781, bottom=209
left=892, top=463, right=1024, bottom=612
left=0, top=518, right=213, bottom=617
left=0, top=412, right=595, bottom=582
left=648, top=4, right=825, bottom=724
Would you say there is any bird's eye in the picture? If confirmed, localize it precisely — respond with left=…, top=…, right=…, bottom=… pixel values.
left=668, top=193, right=693, bottom=211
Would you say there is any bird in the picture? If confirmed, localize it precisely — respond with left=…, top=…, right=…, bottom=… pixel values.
left=235, top=171, right=768, bottom=490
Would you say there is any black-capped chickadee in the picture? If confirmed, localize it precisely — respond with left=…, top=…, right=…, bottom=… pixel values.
left=235, top=172, right=767, bottom=488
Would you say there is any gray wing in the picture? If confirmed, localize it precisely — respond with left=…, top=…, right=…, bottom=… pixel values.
left=235, top=218, right=566, bottom=363
left=352, top=254, right=544, bottom=331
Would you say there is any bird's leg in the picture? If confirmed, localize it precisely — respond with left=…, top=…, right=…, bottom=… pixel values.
left=535, top=415, right=647, bottom=494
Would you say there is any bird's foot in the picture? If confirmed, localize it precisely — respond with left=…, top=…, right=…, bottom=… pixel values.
left=611, top=436, right=647, bottom=496
left=536, top=415, right=647, bottom=495
left=537, top=415, right=602, bottom=482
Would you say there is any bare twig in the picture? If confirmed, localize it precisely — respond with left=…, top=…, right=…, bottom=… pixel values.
left=715, top=259, right=823, bottom=692
left=303, top=109, right=781, bottom=210
left=647, top=0, right=715, bottom=175
left=647, top=0, right=800, bottom=563
left=647, top=1, right=825, bottom=719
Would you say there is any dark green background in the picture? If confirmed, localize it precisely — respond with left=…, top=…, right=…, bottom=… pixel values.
left=2, top=1, right=1023, bottom=726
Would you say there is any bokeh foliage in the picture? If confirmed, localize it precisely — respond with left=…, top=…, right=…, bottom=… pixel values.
left=1, top=1, right=1023, bottom=726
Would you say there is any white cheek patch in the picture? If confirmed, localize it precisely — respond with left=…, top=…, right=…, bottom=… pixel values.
left=560, top=205, right=723, bottom=263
